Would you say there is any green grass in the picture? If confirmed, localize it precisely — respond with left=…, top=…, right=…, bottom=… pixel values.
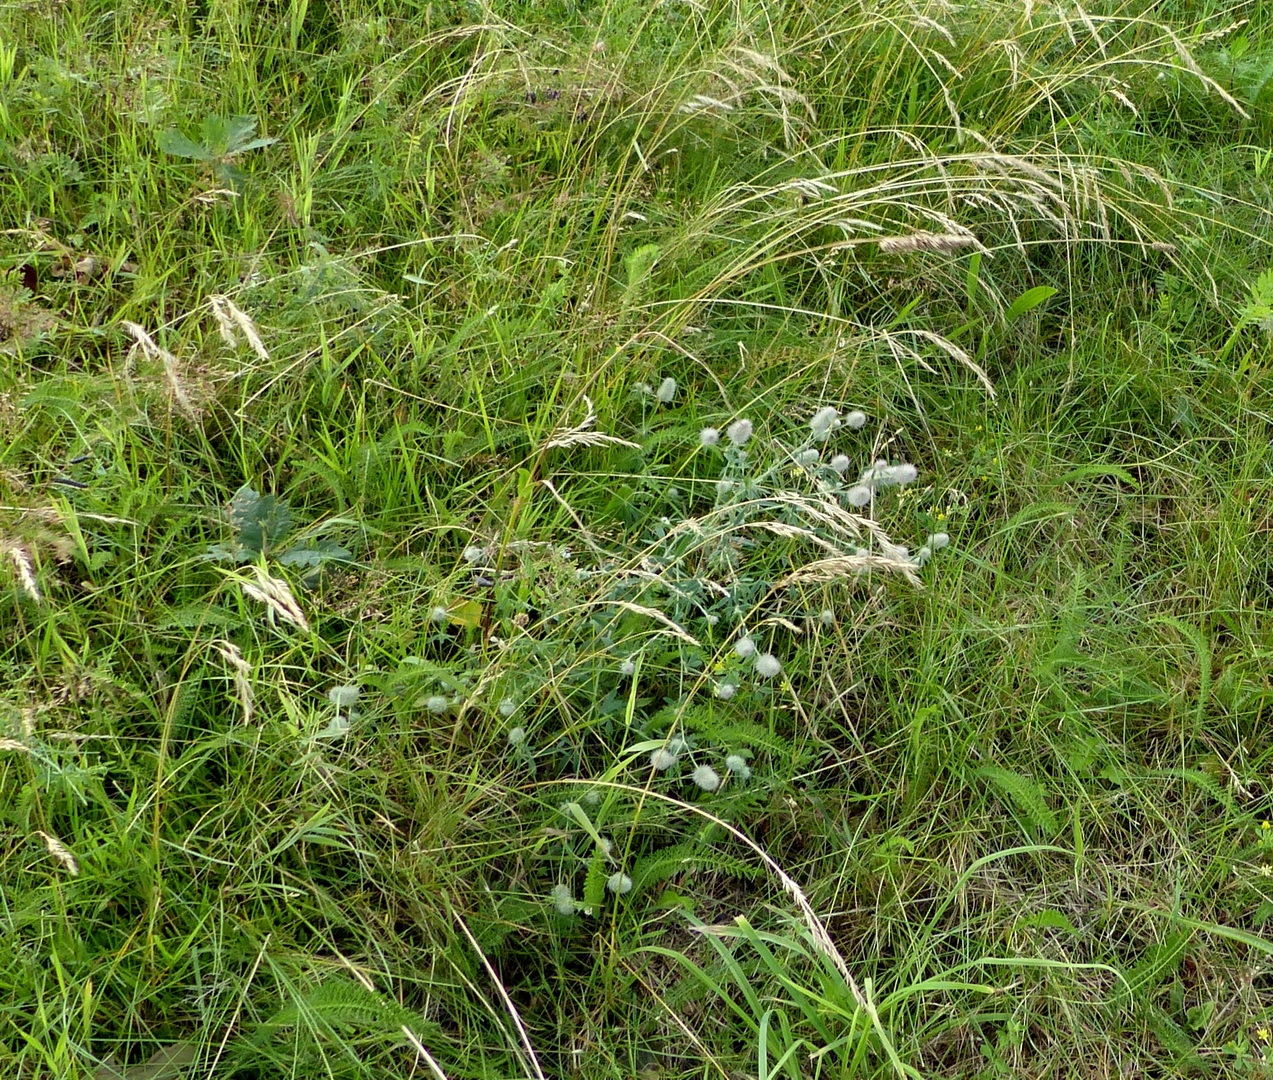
left=2, top=0, right=1273, bottom=1077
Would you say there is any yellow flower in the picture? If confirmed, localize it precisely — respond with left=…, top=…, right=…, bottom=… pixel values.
left=1258, top=1027, right=1271, bottom=1043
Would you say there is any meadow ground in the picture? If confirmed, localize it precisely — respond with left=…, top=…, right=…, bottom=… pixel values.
left=2, top=0, right=1273, bottom=1076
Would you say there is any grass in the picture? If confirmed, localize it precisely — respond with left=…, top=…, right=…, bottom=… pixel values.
left=2, top=0, right=1273, bottom=1076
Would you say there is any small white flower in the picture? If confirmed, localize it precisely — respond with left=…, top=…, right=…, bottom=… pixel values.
left=508, top=726, right=527, bottom=746
left=846, top=484, right=872, bottom=507
left=656, top=376, right=677, bottom=404
left=691, top=764, right=721, bottom=791
left=734, top=637, right=757, bottom=659
left=425, top=695, right=448, bottom=714
left=705, top=613, right=719, bottom=626
left=914, top=546, right=932, bottom=564
left=810, top=406, right=839, bottom=441
left=633, top=382, right=653, bottom=396
left=650, top=747, right=679, bottom=771
left=667, top=735, right=688, bottom=756
left=726, top=419, right=754, bottom=446
left=717, top=479, right=734, bottom=496
left=724, top=754, right=751, bottom=780
left=699, top=427, right=720, bottom=447
left=819, top=608, right=835, bottom=626
left=845, top=409, right=867, bottom=429
left=499, top=697, right=517, bottom=717
left=796, top=449, right=820, bottom=465
left=598, top=836, right=614, bottom=857
left=607, top=872, right=633, bottom=894
left=620, top=659, right=637, bottom=677
left=754, top=653, right=782, bottom=679
left=463, top=545, right=486, bottom=564
left=928, top=532, right=950, bottom=550
left=327, top=685, right=361, bottom=709
left=714, top=682, right=736, bottom=701
left=830, top=454, right=851, bottom=474
left=550, top=883, right=576, bottom=915
left=430, top=606, right=450, bottom=623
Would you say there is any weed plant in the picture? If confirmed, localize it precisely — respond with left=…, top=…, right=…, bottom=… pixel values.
left=2, top=0, right=1273, bottom=1077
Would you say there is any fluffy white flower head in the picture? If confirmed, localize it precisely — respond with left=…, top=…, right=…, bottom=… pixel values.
left=499, top=697, right=517, bottom=717
left=810, top=406, right=840, bottom=441
left=714, top=682, right=736, bottom=701
left=508, top=726, right=527, bottom=746
left=726, top=419, right=754, bottom=447
left=830, top=454, right=851, bottom=474
left=692, top=764, right=721, bottom=792
left=846, top=485, right=872, bottom=507
left=656, top=376, right=677, bottom=404
left=754, top=653, right=782, bottom=679
left=796, top=449, right=819, bottom=465
left=819, top=609, right=835, bottom=627
left=650, top=747, right=679, bottom=771
left=463, top=545, right=486, bottom=564
left=734, top=637, right=757, bottom=659
left=845, top=409, right=867, bottom=429
left=890, top=463, right=918, bottom=484
left=724, top=754, right=751, bottom=780
left=619, top=659, right=637, bottom=677
left=425, top=695, right=448, bottom=714
left=550, top=883, right=575, bottom=916
left=928, top=532, right=950, bottom=551
left=328, top=685, right=361, bottom=709
left=430, top=605, right=450, bottom=624
left=607, top=872, right=633, bottom=894
left=699, top=427, right=720, bottom=447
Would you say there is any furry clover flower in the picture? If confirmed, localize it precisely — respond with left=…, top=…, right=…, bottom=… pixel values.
left=650, top=747, right=679, bottom=771
left=692, top=764, right=721, bottom=792
left=550, top=883, right=576, bottom=915
left=699, top=427, right=720, bottom=447
left=607, top=872, right=634, bottom=894
left=810, top=406, right=840, bottom=441
left=726, top=419, right=754, bottom=446
left=754, top=653, right=782, bottom=679
left=656, top=376, right=677, bottom=404
left=725, top=754, right=751, bottom=780
left=734, top=637, right=757, bottom=659
left=328, top=685, right=361, bottom=709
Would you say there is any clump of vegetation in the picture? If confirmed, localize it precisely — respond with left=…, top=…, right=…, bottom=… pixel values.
left=1, top=0, right=1272, bottom=1078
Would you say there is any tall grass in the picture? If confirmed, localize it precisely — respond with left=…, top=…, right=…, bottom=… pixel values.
left=2, top=0, right=1272, bottom=1077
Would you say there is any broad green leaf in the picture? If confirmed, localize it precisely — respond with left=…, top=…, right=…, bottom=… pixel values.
left=157, top=130, right=212, bottom=160
left=1005, top=285, right=1058, bottom=321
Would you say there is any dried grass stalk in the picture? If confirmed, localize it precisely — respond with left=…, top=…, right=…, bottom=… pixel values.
left=238, top=567, right=311, bottom=632
left=35, top=830, right=79, bottom=875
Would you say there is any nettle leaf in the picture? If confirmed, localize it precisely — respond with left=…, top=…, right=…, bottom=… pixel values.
left=157, top=129, right=213, bottom=161
left=227, top=484, right=293, bottom=555
left=278, top=540, right=352, bottom=568
left=201, top=114, right=277, bottom=157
